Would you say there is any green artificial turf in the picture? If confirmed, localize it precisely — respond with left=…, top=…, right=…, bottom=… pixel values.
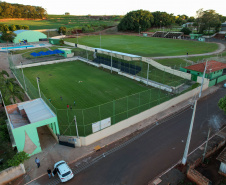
left=64, top=35, right=218, bottom=57
left=23, top=61, right=174, bottom=136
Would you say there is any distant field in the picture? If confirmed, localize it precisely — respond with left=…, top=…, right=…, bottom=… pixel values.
left=1, top=15, right=120, bottom=30
left=64, top=35, right=218, bottom=57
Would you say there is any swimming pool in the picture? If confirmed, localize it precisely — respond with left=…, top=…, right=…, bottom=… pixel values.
left=2, top=45, right=34, bottom=50
left=0, top=44, right=50, bottom=51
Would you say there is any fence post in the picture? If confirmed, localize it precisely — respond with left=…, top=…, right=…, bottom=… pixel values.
left=138, top=92, right=141, bottom=113
left=149, top=88, right=152, bottom=108
left=113, top=100, right=115, bottom=124
left=99, top=105, right=101, bottom=123
left=127, top=96, right=129, bottom=118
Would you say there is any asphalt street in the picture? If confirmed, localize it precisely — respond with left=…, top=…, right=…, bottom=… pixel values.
left=32, top=87, right=226, bottom=185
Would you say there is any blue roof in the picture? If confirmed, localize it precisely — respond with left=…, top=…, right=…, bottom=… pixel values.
left=13, top=30, right=29, bottom=35
left=95, top=48, right=141, bottom=58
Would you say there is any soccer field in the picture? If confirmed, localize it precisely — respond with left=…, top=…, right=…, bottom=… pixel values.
left=64, top=35, right=218, bottom=57
left=23, top=61, right=151, bottom=109
left=23, top=60, right=174, bottom=136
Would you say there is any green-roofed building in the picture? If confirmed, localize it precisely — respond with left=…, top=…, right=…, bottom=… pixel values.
left=13, top=30, right=47, bottom=44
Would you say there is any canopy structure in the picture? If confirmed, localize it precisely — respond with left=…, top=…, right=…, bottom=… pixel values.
left=30, top=49, right=64, bottom=57
left=94, top=48, right=141, bottom=61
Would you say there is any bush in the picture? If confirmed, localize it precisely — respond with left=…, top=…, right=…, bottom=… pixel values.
left=58, top=26, right=66, bottom=35
left=7, top=151, right=29, bottom=167
left=59, top=39, right=64, bottom=46
left=9, top=24, right=17, bottom=31
left=0, top=24, right=9, bottom=32
left=15, top=25, right=23, bottom=30
left=180, top=27, right=192, bottom=35
left=22, top=25, right=29, bottom=30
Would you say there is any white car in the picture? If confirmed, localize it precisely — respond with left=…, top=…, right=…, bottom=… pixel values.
left=53, top=160, right=74, bottom=183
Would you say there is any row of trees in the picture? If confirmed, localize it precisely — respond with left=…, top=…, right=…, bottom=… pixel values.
left=0, top=24, right=29, bottom=32
left=118, top=9, right=226, bottom=33
left=0, top=2, right=47, bottom=19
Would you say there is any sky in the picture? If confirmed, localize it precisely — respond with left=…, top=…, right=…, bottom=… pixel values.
left=4, top=0, right=226, bottom=17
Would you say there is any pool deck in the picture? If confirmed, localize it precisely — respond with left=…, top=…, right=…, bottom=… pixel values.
left=0, top=43, right=52, bottom=51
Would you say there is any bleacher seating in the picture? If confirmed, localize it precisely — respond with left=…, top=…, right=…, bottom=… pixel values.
left=93, top=56, right=142, bottom=75
left=164, top=32, right=183, bottom=39
left=152, top=31, right=168, bottom=38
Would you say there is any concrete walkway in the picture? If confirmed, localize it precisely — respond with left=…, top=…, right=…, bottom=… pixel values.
left=150, top=43, right=225, bottom=59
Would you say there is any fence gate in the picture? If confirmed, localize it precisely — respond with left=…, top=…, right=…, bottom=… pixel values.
left=58, top=135, right=76, bottom=148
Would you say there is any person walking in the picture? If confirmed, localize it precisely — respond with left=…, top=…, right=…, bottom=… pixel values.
left=47, top=168, right=52, bottom=179
left=74, top=100, right=76, bottom=106
left=35, top=157, right=40, bottom=168
left=67, top=104, right=69, bottom=109
left=60, top=96, right=63, bottom=101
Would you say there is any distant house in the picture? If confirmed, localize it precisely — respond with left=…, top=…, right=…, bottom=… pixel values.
left=216, top=147, right=226, bottom=176
left=65, top=12, right=70, bottom=15
left=221, top=22, right=226, bottom=31
left=180, top=60, right=226, bottom=87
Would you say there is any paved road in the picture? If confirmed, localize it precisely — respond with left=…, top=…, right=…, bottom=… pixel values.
left=31, top=87, right=226, bottom=185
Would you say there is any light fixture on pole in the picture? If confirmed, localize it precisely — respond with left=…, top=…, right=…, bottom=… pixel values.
left=182, top=60, right=208, bottom=165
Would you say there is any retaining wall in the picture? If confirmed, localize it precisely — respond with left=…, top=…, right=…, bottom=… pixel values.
left=187, top=168, right=211, bottom=185
left=80, top=81, right=209, bottom=146
left=0, top=164, right=25, bottom=185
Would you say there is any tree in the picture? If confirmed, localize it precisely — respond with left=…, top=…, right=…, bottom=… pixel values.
left=118, top=10, right=154, bottom=32
left=194, top=9, right=222, bottom=34
left=0, top=24, right=9, bottom=32
left=0, top=31, right=16, bottom=43
left=58, top=26, right=66, bottom=35
left=152, top=11, right=175, bottom=27
left=9, top=24, right=17, bottom=31
left=218, top=95, right=226, bottom=114
left=15, top=25, right=23, bottom=30
left=180, top=27, right=192, bottom=35
left=0, top=70, right=24, bottom=104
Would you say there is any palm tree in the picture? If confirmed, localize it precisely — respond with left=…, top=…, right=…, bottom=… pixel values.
left=0, top=70, right=24, bottom=104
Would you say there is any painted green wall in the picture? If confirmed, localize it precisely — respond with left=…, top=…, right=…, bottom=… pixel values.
left=217, top=75, right=226, bottom=83
left=12, top=116, right=59, bottom=156
left=209, top=79, right=217, bottom=87
left=49, top=38, right=60, bottom=45
left=180, top=67, right=225, bottom=80
left=14, top=31, right=47, bottom=43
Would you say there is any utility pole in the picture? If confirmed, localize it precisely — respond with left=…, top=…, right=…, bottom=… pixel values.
left=182, top=60, right=208, bottom=165
left=20, top=62, right=27, bottom=92
left=36, top=77, right=41, bottom=98
left=74, top=116, right=79, bottom=139
left=100, top=31, right=101, bottom=48
left=202, top=128, right=211, bottom=162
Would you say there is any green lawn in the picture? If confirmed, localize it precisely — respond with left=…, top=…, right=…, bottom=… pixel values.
left=64, top=35, right=218, bottom=57
left=155, top=58, right=188, bottom=69
left=23, top=61, right=174, bottom=136
left=2, top=15, right=119, bottom=30
left=188, top=51, right=226, bottom=62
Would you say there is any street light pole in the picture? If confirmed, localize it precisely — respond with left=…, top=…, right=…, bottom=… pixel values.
left=182, top=60, right=208, bottom=165
left=36, top=77, right=41, bottom=98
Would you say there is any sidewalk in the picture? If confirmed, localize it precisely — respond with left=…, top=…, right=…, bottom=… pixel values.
left=150, top=43, right=225, bottom=59
left=9, top=83, right=222, bottom=185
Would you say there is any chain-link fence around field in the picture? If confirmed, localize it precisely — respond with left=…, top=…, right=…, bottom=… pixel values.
left=9, top=54, right=194, bottom=137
